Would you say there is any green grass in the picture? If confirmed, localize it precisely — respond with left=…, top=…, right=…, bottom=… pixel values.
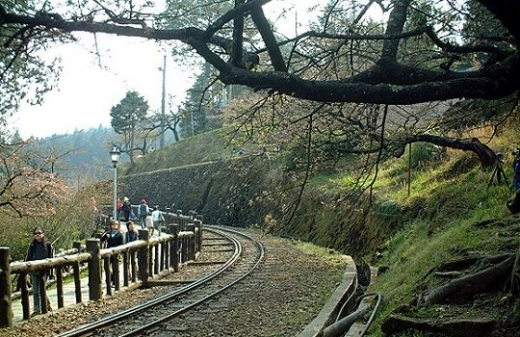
left=346, top=141, right=517, bottom=335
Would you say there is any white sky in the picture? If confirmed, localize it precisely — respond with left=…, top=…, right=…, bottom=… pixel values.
left=10, top=0, right=382, bottom=139
left=11, top=34, right=190, bottom=139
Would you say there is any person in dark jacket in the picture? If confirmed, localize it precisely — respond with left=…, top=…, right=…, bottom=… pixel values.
left=125, top=221, right=139, bottom=243
left=121, top=197, right=132, bottom=222
left=25, top=226, right=54, bottom=317
left=100, top=220, right=124, bottom=287
left=124, top=220, right=139, bottom=280
left=100, top=220, right=124, bottom=248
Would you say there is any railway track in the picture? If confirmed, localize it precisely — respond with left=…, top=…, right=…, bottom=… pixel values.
left=54, top=225, right=265, bottom=337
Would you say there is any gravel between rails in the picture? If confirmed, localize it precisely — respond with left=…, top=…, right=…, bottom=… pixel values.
left=0, top=230, right=350, bottom=337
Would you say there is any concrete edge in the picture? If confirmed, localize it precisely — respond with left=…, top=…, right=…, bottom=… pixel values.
left=297, top=255, right=358, bottom=337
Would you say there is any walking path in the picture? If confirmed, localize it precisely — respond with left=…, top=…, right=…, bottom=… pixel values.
left=11, top=258, right=130, bottom=323
left=11, top=225, right=163, bottom=324
left=10, top=222, right=167, bottom=324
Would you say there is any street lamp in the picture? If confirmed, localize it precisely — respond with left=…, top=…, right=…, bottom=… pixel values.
left=110, top=145, right=121, bottom=221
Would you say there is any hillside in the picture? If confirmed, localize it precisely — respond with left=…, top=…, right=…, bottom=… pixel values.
left=117, top=127, right=520, bottom=336
left=121, top=129, right=240, bottom=176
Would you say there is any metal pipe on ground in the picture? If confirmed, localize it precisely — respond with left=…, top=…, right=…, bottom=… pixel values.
left=322, top=303, right=371, bottom=337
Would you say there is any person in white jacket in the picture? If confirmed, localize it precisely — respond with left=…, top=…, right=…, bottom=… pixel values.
left=145, top=212, right=154, bottom=236
left=151, top=205, right=165, bottom=235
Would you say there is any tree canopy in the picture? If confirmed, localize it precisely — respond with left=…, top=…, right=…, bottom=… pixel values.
left=110, top=90, right=150, bottom=163
left=0, top=0, right=518, bottom=109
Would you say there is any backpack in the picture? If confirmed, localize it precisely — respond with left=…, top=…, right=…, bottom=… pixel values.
left=139, top=203, right=147, bottom=216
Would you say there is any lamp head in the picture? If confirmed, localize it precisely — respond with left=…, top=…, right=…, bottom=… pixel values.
left=110, top=145, right=121, bottom=165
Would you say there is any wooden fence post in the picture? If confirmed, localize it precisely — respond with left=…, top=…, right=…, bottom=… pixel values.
left=87, top=239, right=102, bottom=301
left=130, top=251, right=137, bottom=283
left=0, top=247, right=13, bottom=328
left=123, top=251, right=129, bottom=287
left=152, top=243, right=158, bottom=277
left=104, top=256, right=112, bottom=296
left=160, top=241, right=167, bottom=272
left=176, top=210, right=184, bottom=230
left=181, top=232, right=187, bottom=264
left=73, top=242, right=82, bottom=304
left=20, top=272, right=30, bottom=320
left=56, top=265, right=64, bottom=308
left=186, top=224, right=195, bottom=261
left=169, top=224, right=180, bottom=272
left=194, top=219, right=202, bottom=254
left=137, top=229, right=149, bottom=285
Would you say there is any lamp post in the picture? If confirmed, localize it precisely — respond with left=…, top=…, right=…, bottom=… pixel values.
left=160, top=54, right=166, bottom=149
left=110, top=145, right=121, bottom=221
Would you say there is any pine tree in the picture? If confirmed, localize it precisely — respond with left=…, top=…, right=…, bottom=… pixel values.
left=110, top=91, right=149, bottom=163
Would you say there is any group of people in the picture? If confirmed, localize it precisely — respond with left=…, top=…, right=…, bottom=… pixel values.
left=24, top=198, right=166, bottom=317
left=100, top=219, right=142, bottom=246
left=116, top=198, right=165, bottom=236
left=98, top=219, right=138, bottom=287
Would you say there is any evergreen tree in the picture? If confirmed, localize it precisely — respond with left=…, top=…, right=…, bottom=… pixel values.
left=181, top=62, right=253, bottom=137
left=110, top=91, right=149, bottom=163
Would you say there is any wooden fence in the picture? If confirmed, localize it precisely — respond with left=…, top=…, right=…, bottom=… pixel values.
left=0, top=217, right=203, bottom=328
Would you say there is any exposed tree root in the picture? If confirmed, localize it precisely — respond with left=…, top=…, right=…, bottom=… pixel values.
left=416, top=256, right=514, bottom=307
left=381, top=253, right=518, bottom=336
left=438, top=253, right=513, bottom=272
left=434, top=271, right=464, bottom=278
left=381, top=314, right=495, bottom=337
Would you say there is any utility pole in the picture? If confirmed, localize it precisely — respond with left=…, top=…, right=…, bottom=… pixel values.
left=160, top=55, right=166, bottom=149
left=191, top=108, right=194, bottom=136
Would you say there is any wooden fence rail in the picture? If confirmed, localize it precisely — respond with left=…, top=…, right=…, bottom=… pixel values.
left=0, top=220, right=202, bottom=328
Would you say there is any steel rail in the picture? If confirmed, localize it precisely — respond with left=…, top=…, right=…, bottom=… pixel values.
left=55, top=225, right=264, bottom=337
left=119, top=225, right=265, bottom=337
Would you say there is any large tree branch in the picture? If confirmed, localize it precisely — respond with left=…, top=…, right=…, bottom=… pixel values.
left=1, top=0, right=520, bottom=106
left=249, top=6, right=287, bottom=72
left=416, top=256, right=515, bottom=307
left=202, top=0, right=270, bottom=42
left=231, top=0, right=245, bottom=68
left=217, top=59, right=519, bottom=104
left=398, top=134, right=497, bottom=167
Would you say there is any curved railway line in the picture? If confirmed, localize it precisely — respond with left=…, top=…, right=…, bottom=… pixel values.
left=55, top=225, right=265, bottom=337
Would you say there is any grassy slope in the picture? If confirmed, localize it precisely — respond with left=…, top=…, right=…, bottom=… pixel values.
left=123, top=129, right=234, bottom=176
left=332, top=128, right=520, bottom=336
left=125, top=127, right=520, bottom=336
